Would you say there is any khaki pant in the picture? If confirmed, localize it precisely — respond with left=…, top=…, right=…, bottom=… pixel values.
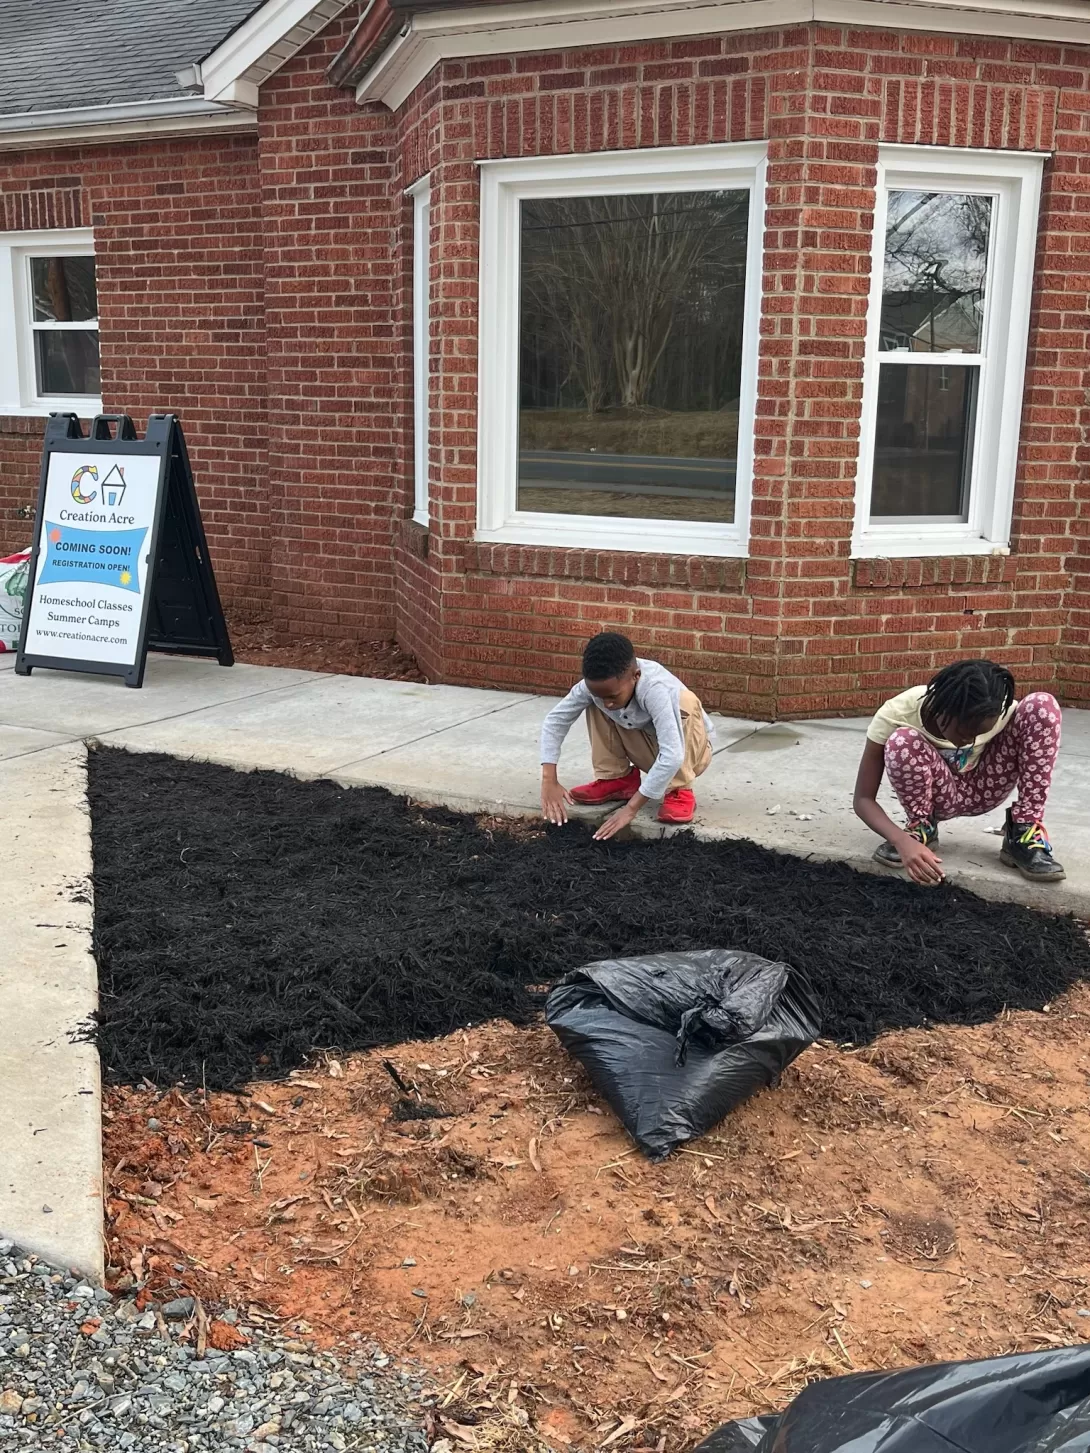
left=586, top=689, right=713, bottom=792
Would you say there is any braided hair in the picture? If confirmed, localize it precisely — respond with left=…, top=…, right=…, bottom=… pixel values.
left=922, top=659, right=1015, bottom=735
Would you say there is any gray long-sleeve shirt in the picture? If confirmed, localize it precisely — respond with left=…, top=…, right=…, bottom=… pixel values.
left=539, top=658, right=715, bottom=801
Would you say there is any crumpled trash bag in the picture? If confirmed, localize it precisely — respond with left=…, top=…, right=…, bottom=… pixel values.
left=692, top=1417, right=775, bottom=1451
left=545, top=950, right=820, bottom=1160
left=0, top=550, right=30, bottom=652
left=692, top=1345, right=1090, bottom=1452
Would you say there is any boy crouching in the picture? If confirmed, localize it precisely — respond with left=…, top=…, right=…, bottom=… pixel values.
left=540, top=632, right=714, bottom=841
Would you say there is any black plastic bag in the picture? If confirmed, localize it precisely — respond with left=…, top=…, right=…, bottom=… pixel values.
left=692, top=1345, right=1090, bottom=1452
left=545, top=950, right=820, bottom=1160
left=692, top=1417, right=775, bottom=1451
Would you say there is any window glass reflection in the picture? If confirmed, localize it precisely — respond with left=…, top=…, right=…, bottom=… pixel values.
left=880, top=191, right=991, bottom=355
left=31, top=256, right=98, bottom=323
left=871, top=362, right=977, bottom=520
left=518, top=191, right=749, bottom=524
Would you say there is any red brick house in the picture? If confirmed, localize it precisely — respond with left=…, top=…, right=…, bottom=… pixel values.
left=1, top=0, right=1089, bottom=716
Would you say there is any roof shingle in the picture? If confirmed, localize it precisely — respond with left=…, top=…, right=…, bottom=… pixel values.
left=0, top=0, right=263, bottom=117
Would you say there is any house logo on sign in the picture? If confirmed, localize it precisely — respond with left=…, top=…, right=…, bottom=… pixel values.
left=102, top=465, right=127, bottom=508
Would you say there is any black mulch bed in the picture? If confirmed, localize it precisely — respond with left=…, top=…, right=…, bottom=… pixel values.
left=87, top=746, right=1090, bottom=1089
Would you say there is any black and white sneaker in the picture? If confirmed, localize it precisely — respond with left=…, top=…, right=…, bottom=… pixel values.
left=874, top=817, right=938, bottom=868
left=999, top=808, right=1066, bottom=882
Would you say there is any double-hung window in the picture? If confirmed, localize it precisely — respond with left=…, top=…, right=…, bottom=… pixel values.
left=476, top=143, right=766, bottom=558
left=853, top=146, right=1044, bottom=558
left=0, top=229, right=101, bottom=414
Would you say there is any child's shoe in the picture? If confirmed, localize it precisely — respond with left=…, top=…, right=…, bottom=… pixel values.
left=657, top=788, right=696, bottom=824
left=999, top=809, right=1065, bottom=881
left=569, top=767, right=641, bottom=805
left=874, top=817, right=937, bottom=867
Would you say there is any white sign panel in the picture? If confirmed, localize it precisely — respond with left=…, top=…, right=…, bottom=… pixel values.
left=22, top=451, right=162, bottom=667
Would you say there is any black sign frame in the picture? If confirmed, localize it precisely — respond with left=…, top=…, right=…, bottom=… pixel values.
left=15, top=412, right=232, bottom=688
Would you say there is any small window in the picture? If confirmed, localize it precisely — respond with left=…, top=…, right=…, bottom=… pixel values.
left=409, top=176, right=431, bottom=527
left=0, top=230, right=102, bottom=414
left=477, top=144, right=766, bottom=558
left=871, top=190, right=988, bottom=524
left=853, top=148, right=1043, bottom=558
left=28, top=254, right=101, bottom=398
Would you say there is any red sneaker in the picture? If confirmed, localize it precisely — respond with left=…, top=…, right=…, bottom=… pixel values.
left=657, top=788, right=696, bottom=823
left=569, top=767, right=641, bottom=805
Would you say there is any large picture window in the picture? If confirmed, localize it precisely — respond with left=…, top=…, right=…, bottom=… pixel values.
left=0, top=229, right=102, bottom=415
left=477, top=145, right=766, bottom=557
left=853, top=147, right=1043, bottom=558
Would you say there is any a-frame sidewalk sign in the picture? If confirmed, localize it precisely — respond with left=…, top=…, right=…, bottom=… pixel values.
left=15, top=412, right=233, bottom=688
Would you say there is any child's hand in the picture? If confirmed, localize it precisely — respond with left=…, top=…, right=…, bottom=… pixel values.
left=899, top=836, right=944, bottom=886
left=541, top=778, right=573, bottom=825
left=593, top=801, right=640, bottom=842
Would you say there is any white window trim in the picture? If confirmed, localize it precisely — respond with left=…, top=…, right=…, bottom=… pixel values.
left=409, top=175, right=431, bottom=528
left=475, top=142, right=766, bottom=559
left=852, top=145, right=1044, bottom=560
left=0, top=228, right=102, bottom=416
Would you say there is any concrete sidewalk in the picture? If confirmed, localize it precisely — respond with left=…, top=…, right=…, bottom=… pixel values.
left=4, top=651, right=1088, bottom=1275
left=3, top=652, right=1089, bottom=911
left=1, top=740, right=101, bottom=1280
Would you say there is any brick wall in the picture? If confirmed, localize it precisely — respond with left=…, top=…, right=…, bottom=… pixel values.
left=394, top=67, right=446, bottom=674
left=0, top=418, right=44, bottom=558
left=777, top=26, right=1089, bottom=716
left=2, top=17, right=1089, bottom=715
left=258, top=15, right=405, bottom=639
left=0, top=135, right=269, bottom=610
left=1041, top=55, right=1090, bottom=702
left=389, top=24, right=1090, bottom=715
left=392, top=29, right=809, bottom=715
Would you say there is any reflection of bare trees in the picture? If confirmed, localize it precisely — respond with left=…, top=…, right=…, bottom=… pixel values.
left=29, top=258, right=100, bottom=395
left=520, top=191, right=749, bottom=416
left=31, top=257, right=97, bottom=323
left=882, top=192, right=991, bottom=352
left=43, top=259, right=73, bottom=321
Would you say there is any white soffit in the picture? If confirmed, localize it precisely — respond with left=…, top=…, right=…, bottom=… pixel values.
left=356, top=0, right=1090, bottom=110
left=197, top=0, right=356, bottom=106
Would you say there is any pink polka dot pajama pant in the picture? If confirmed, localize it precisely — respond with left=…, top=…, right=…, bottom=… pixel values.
left=883, top=692, right=1062, bottom=825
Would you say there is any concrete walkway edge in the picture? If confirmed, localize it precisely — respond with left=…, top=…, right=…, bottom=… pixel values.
left=1, top=742, right=103, bottom=1280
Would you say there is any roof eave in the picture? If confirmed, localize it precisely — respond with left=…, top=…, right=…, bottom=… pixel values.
left=327, top=0, right=406, bottom=88
left=328, top=0, right=528, bottom=86
left=354, top=0, right=1090, bottom=111
left=386, top=0, right=522, bottom=10
left=0, top=97, right=256, bottom=152
left=197, top=0, right=355, bottom=103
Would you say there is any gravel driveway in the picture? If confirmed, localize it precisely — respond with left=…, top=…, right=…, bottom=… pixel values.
left=0, top=1241, right=430, bottom=1451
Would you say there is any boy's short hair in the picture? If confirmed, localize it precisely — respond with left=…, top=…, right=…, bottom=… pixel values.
left=582, top=631, right=636, bottom=681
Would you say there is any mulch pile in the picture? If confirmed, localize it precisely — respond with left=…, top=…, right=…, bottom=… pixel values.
left=87, top=746, right=1090, bottom=1089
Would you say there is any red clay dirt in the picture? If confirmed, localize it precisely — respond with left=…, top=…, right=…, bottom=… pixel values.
left=226, top=616, right=426, bottom=681
left=103, top=986, right=1090, bottom=1451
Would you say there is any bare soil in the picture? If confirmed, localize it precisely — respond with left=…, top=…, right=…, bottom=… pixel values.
left=103, top=985, right=1090, bottom=1452
left=226, top=616, right=426, bottom=682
